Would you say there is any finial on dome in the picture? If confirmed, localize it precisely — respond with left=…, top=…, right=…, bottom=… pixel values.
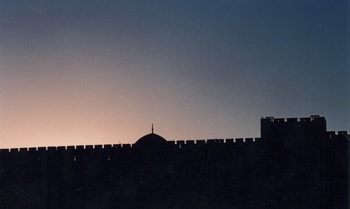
left=151, top=124, right=154, bottom=134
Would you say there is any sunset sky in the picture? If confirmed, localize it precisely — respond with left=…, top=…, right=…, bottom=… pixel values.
left=0, top=0, right=348, bottom=148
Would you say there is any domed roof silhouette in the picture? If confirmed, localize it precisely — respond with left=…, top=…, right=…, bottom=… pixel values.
left=134, top=124, right=167, bottom=148
left=135, top=133, right=167, bottom=146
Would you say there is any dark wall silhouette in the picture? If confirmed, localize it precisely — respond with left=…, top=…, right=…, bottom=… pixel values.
left=0, top=116, right=348, bottom=209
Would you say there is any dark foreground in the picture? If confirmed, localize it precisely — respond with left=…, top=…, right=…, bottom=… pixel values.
left=0, top=116, right=348, bottom=209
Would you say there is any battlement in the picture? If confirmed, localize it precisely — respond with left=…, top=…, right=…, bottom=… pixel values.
left=0, top=143, right=133, bottom=153
left=170, top=137, right=261, bottom=148
left=261, top=115, right=324, bottom=123
left=0, top=136, right=264, bottom=153
left=327, top=131, right=350, bottom=139
left=0, top=115, right=347, bottom=154
left=261, top=115, right=327, bottom=139
left=2, top=131, right=348, bottom=154
left=0, top=115, right=348, bottom=209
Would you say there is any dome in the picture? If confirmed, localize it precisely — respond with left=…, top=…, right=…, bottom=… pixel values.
left=134, top=133, right=167, bottom=147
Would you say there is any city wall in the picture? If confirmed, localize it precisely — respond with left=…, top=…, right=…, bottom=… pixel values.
left=0, top=116, right=348, bottom=209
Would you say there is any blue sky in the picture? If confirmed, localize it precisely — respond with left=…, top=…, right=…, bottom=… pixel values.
left=0, top=0, right=348, bottom=148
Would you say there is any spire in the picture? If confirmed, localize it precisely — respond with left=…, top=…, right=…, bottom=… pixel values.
left=151, top=124, right=154, bottom=134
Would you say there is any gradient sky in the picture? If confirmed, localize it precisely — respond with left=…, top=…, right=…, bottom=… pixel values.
left=0, top=0, right=348, bottom=148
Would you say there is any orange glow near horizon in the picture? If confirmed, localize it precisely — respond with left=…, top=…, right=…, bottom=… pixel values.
left=1, top=1, right=348, bottom=149
left=0, top=70, right=152, bottom=148
left=0, top=76, right=253, bottom=149
left=0, top=69, right=239, bottom=149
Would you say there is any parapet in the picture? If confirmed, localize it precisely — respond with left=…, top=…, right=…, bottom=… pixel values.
left=170, top=137, right=261, bottom=149
left=261, top=115, right=327, bottom=139
left=0, top=143, right=130, bottom=153
left=327, top=131, right=350, bottom=140
left=0, top=136, right=265, bottom=153
left=0, top=115, right=345, bottom=155
left=261, top=115, right=324, bottom=123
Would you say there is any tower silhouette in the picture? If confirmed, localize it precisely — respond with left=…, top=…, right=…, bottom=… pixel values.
left=0, top=115, right=348, bottom=209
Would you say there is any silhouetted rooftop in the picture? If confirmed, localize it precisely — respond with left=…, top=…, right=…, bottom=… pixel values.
left=134, top=133, right=167, bottom=147
left=0, top=115, right=348, bottom=209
